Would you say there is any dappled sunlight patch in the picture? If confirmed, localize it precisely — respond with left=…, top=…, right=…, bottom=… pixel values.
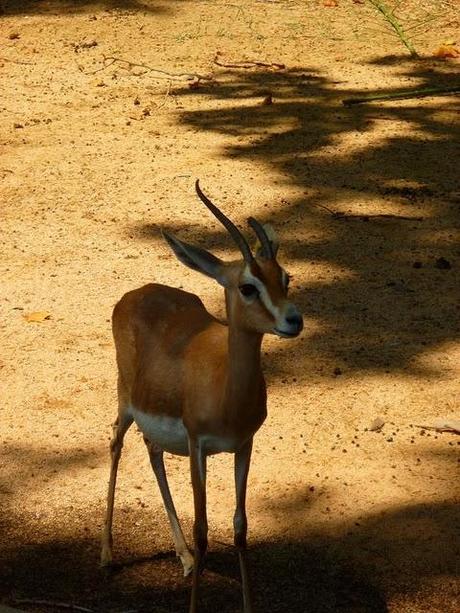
left=418, top=227, right=460, bottom=247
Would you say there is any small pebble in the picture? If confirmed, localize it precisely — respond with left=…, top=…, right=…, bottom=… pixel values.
left=435, top=257, right=451, bottom=270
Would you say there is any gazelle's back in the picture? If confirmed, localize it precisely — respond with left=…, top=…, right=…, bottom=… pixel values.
left=112, top=283, right=218, bottom=418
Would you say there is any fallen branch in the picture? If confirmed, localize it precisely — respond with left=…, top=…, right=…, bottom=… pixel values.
left=415, top=419, right=460, bottom=434
left=78, top=55, right=213, bottom=82
left=213, top=53, right=285, bottom=70
left=314, top=204, right=423, bottom=222
left=343, top=85, right=460, bottom=106
left=366, top=0, right=418, bottom=57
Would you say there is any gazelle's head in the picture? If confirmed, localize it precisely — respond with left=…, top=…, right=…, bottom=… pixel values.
left=163, top=181, right=303, bottom=339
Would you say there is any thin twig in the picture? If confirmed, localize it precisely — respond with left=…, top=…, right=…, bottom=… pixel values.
left=314, top=203, right=345, bottom=218
left=79, top=54, right=213, bottom=82
left=213, top=53, right=285, bottom=70
left=77, top=57, right=117, bottom=75
left=14, top=599, right=94, bottom=613
left=0, top=56, right=35, bottom=65
left=156, top=81, right=172, bottom=109
left=403, top=14, right=441, bottom=32
left=414, top=420, right=460, bottom=434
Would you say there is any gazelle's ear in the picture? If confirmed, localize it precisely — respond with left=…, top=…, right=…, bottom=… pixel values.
left=162, top=231, right=228, bottom=286
left=254, top=223, right=279, bottom=259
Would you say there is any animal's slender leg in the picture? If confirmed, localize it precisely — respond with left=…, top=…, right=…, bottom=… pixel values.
left=234, top=438, right=254, bottom=613
left=188, top=438, right=208, bottom=613
left=144, top=437, right=194, bottom=576
left=100, top=405, right=133, bottom=566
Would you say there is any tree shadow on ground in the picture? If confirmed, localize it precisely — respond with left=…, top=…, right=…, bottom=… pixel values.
left=1, top=495, right=458, bottom=612
left=130, top=59, right=459, bottom=381
left=0, top=0, right=168, bottom=16
left=0, top=441, right=106, bottom=505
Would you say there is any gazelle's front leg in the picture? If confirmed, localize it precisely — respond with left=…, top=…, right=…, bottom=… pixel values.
left=234, top=438, right=254, bottom=613
left=189, top=437, right=208, bottom=613
left=143, top=437, right=194, bottom=577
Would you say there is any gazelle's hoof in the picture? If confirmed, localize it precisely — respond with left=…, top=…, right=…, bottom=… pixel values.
left=180, top=550, right=194, bottom=577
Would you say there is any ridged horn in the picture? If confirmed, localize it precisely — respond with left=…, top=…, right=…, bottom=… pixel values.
left=195, top=180, right=254, bottom=263
left=248, top=216, right=274, bottom=259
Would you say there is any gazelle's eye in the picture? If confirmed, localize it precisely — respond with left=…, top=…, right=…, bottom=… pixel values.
left=239, top=284, right=259, bottom=298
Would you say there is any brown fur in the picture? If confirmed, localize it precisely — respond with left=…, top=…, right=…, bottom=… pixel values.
left=112, top=281, right=267, bottom=443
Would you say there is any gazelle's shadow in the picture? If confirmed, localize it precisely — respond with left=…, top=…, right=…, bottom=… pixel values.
left=105, top=550, right=178, bottom=576
left=107, top=541, right=388, bottom=612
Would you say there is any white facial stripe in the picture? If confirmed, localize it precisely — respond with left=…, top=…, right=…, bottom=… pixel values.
left=241, top=268, right=281, bottom=319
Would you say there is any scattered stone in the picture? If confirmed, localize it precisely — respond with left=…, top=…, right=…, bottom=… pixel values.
left=368, top=416, right=385, bottom=432
left=73, top=39, right=98, bottom=52
left=435, top=257, right=451, bottom=270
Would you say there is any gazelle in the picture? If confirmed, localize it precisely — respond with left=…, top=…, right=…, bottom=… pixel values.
left=101, top=180, right=303, bottom=612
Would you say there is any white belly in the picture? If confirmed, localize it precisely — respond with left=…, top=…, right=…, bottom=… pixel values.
left=129, top=406, right=241, bottom=456
left=130, top=406, right=189, bottom=456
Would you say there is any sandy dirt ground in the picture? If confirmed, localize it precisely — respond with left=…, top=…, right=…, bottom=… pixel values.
left=1, top=1, right=459, bottom=612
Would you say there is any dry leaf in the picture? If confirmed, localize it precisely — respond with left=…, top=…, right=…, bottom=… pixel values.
left=24, top=311, right=52, bottom=323
left=323, top=0, right=338, bottom=6
left=433, top=44, right=459, bottom=58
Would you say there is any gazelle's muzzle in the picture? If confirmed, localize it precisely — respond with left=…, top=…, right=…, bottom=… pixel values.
left=273, top=303, right=303, bottom=338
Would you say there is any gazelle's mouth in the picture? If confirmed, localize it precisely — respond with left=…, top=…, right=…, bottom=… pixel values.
left=273, top=327, right=300, bottom=339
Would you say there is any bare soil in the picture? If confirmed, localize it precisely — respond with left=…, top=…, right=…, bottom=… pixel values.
left=1, top=1, right=459, bottom=612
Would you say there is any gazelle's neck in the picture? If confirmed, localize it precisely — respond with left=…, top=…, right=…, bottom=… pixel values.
left=224, top=292, right=264, bottom=405
left=227, top=326, right=263, bottom=385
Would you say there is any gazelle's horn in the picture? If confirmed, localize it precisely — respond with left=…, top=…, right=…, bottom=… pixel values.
left=248, top=217, right=274, bottom=259
left=195, top=180, right=254, bottom=263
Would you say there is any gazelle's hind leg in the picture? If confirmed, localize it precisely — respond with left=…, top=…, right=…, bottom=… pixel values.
left=101, top=400, right=133, bottom=567
left=144, top=437, right=194, bottom=577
